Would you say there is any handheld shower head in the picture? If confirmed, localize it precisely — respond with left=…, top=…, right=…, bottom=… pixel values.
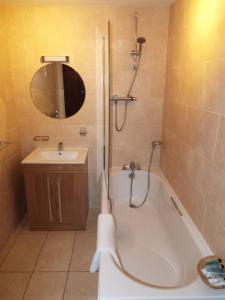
left=137, top=37, right=146, bottom=44
left=137, top=37, right=146, bottom=52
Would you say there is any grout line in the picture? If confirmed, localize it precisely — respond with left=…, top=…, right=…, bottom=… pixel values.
left=201, top=205, right=207, bottom=231
left=168, top=57, right=225, bottom=71
left=212, top=115, right=221, bottom=163
left=202, top=202, right=225, bottom=232
left=21, top=272, right=33, bottom=299
left=0, top=215, right=28, bottom=266
left=68, top=270, right=96, bottom=273
left=62, top=232, right=77, bottom=300
left=0, top=271, right=31, bottom=273
left=0, top=228, right=23, bottom=269
left=0, top=270, right=65, bottom=273
left=165, top=127, right=225, bottom=176
left=22, top=231, right=49, bottom=300
left=32, top=232, right=49, bottom=272
left=0, top=270, right=95, bottom=274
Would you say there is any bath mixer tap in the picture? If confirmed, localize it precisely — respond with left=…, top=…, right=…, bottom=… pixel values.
left=129, top=161, right=136, bottom=171
left=123, top=161, right=141, bottom=171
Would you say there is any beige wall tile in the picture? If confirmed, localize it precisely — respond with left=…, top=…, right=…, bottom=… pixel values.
left=185, top=108, right=219, bottom=160
left=203, top=61, right=225, bottom=114
left=111, top=6, right=169, bottom=168
left=218, top=116, right=225, bottom=140
left=214, top=139, right=225, bottom=172
left=202, top=209, right=225, bottom=257
left=0, top=5, right=169, bottom=215
left=0, top=8, right=25, bottom=254
left=3, top=6, right=104, bottom=209
left=161, top=0, right=225, bottom=255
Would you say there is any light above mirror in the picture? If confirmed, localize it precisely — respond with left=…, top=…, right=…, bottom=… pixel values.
left=30, top=63, right=86, bottom=119
left=40, top=56, right=69, bottom=63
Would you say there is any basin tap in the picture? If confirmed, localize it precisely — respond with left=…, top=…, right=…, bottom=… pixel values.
left=58, top=142, right=63, bottom=152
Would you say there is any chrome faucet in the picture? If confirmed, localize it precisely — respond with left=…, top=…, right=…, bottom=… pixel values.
left=123, top=161, right=141, bottom=171
left=58, top=142, right=63, bottom=152
left=129, top=161, right=137, bottom=171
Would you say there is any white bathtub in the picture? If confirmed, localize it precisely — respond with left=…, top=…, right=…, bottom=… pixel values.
left=99, top=168, right=225, bottom=300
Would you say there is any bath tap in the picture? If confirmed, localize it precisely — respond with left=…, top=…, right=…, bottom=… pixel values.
left=123, top=161, right=141, bottom=180
left=123, top=161, right=141, bottom=171
left=129, top=161, right=136, bottom=171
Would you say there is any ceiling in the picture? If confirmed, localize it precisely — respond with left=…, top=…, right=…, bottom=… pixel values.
left=0, top=0, right=175, bottom=6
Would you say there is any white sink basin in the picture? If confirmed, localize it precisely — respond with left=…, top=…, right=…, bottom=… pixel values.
left=40, top=150, right=78, bottom=160
left=21, top=148, right=88, bottom=165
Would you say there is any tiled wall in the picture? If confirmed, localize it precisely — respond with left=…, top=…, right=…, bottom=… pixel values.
left=2, top=5, right=170, bottom=208
left=161, top=0, right=225, bottom=256
left=3, top=5, right=109, bottom=208
left=111, top=6, right=169, bottom=168
left=0, top=8, right=26, bottom=252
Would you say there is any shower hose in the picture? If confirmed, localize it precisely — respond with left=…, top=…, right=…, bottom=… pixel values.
left=115, top=55, right=141, bottom=132
left=129, top=143, right=155, bottom=208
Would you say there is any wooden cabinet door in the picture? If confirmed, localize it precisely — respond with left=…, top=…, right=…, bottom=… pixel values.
left=24, top=171, right=57, bottom=228
left=23, top=162, right=88, bottom=231
left=56, top=173, right=87, bottom=229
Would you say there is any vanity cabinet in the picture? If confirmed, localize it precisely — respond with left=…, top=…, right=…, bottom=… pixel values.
left=23, top=162, right=88, bottom=231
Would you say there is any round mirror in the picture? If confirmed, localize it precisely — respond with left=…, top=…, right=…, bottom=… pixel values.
left=30, top=63, right=86, bottom=119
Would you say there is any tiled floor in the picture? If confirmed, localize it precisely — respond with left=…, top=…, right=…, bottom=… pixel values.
left=0, top=209, right=99, bottom=300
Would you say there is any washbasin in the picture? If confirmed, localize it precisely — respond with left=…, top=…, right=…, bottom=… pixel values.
left=21, top=147, right=88, bottom=165
left=40, top=150, right=78, bottom=160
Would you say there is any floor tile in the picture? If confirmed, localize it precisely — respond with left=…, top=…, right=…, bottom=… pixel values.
left=35, top=232, right=75, bottom=271
left=23, top=272, right=67, bottom=300
left=64, top=272, right=98, bottom=300
left=0, top=272, right=31, bottom=300
left=0, top=234, right=46, bottom=272
left=70, top=233, right=96, bottom=271
left=86, top=208, right=100, bottom=232
left=0, top=216, right=27, bottom=266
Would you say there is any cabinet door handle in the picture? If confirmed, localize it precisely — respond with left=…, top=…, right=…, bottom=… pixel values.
left=47, top=177, right=53, bottom=223
left=57, top=177, right=63, bottom=223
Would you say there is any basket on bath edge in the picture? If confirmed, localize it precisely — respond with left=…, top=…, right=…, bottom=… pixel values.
left=197, top=255, right=225, bottom=289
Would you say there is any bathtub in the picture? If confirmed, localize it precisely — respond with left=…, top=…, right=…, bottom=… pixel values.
left=98, top=168, right=225, bottom=300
